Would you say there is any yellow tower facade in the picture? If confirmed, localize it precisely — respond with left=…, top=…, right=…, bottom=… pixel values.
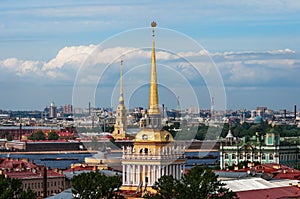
left=121, top=22, right=185, bottom=195
left=112, top=60, right=127, bottom=140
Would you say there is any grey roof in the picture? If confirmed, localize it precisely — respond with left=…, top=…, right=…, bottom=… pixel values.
left=46, top=188, right=72, bottom=199
left=63, top=169, right=121, bottom=179
left=222, top=177, right=299, bottom=192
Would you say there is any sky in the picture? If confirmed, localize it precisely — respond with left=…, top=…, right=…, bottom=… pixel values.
left=0, top=0, right=300, bottom=111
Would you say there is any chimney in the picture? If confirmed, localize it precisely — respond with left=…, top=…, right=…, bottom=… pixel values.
left=294, top=105, right=297, bottom=120
left=284, top=109, right=287, bottom=118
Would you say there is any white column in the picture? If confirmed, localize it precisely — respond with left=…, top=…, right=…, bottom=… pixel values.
left=158, top=165, right=161, bottom=179
left=180, top=165, right=183, bottom=178
left=126, top=165, right=129, bottom=184
left=132, top=165, right=136, bottom=185
left=122, top=165, right=125, bottom=185
left=148, top=165, right=151, bottom=185
left=152, top=165, right=155, bottom=185
left=129, top=165, right=132, bottom=185
left=137, top=165, right=140, bottom=185
left=173, top=165, right=176, bottom=177
left=162, top=165, right=165, bottom=176
left=143, top=165, right=146, bottom=184
left=166, top=164, right=169, bottom=175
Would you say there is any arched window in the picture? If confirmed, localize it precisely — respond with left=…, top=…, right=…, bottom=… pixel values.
left=262, top=153, right=266, bottom=160
left=225, top=153, right=229, bottom=159
left=269, top=153, right=273, bottom=160
left=246, top=153, right=251, bottom=159
left=232, top=153, right=236, bottom=159
left=239, top=153, right=244, bottom=159
left=254, top=153, right=258, bottom=159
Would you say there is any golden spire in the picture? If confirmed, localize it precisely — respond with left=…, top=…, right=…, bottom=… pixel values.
left=148, top=21, right=160, bottom=115
left=119, top=60, right=124, bottom=104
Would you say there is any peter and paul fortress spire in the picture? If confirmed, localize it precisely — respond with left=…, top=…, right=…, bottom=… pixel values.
left=112, top=60, right=127, bottom=140
left=119, top=60, right=124, bottom=104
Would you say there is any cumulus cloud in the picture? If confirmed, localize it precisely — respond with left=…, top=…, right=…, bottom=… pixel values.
left=0, top=45, right=299, bottom=89
left=0, top=58, right=43, bottom=76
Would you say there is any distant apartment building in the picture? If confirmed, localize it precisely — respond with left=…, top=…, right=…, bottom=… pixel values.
left=49, top=102, right=57, bottom=118
left=63, top=104, right=73, bottom=115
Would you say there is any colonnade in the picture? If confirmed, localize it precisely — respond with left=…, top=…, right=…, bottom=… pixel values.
left=122, top=163, right=185, bottom=186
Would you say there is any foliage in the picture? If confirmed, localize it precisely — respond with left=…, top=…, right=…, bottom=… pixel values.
left=0, top=174, right=36, bottom=199
left=0, top=131, right=9, bottom=139
left=144, top=166, right=238, bottom=199
left=171, top=121, right=300, bottom=141
left=28, top=130, right=46, bottom=141
left=48, top=131, right=59, bottom=140
left=71, top=171, right=124, bottom=199
left=7, top=134, right=13, bottom=141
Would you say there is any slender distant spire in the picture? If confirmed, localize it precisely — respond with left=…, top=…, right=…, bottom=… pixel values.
left=148, top=21, right=160, bottom=115
left=119, top=60, right=124, bottom=104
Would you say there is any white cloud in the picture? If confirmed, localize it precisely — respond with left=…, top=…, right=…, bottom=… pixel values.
left=42, top=44, right=97, bottom=71
left=0, top=45, right=299, bottom=89
left=0, top=58, right=43, bottom=76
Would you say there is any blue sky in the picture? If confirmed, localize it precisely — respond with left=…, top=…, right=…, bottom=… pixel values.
left=0, top=0, right=300, bottom=111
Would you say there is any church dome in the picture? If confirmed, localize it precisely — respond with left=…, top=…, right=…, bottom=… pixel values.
left=135, top=128, right=174, bottom=142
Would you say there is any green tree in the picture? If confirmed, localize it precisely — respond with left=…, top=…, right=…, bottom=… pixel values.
left=144, top=175, right=179, bottom=199
left=71, top=171, right=124, bottom=199
left=48, top=131, right=59, bottom=140
left=19, top=189, right=37, bottom=199
left=145, top=166, right=238, bottom=199
left=28, top=131, right=46, bottom=141
left=36, top=131, right=46, bottom=140
left=0, top=131, right=9, bottom=139
left=7, top=134, right=13, bottom=141
left=0, top=174, right=36, bottom=199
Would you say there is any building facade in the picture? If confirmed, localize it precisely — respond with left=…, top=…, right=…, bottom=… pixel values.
left=0, top=158, right=65, bottom=198
left=220, top=131, right=300, bottom=169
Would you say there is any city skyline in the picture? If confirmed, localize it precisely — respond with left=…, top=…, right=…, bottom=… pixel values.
left=0, top=1, right=299, bottom=110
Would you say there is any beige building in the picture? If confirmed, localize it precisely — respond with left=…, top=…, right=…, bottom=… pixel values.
left=0, top=158, right=65, bottom=198
left=121, top=22, right=186, bottom=195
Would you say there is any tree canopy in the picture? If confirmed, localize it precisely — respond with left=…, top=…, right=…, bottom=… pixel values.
left=71, top=171, right=124, bottom=199
left=0, top=174, right=36, bottom=199
left=144, top=166, right=238, bottom=199
left=28, top=130, right=46, bottom=141
left=48, top=131, right=59, bottom=140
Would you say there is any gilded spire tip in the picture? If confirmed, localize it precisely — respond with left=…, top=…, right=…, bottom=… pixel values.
left=151, top=21, right=157, bottom=27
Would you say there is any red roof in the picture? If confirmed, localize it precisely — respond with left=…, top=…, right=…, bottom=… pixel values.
left=64, top=165, right=94, bottom=172
left=237, top=186, right=300, bottom=199
left=0, top=158, right=37, bottom=170
left=5, top=170, right=64, bottom=179
left=253, top=164, right=300, bottom=180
